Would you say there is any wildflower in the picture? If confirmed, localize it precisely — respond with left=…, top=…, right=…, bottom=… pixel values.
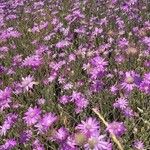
left=140, top=81, right=150, bottom=94
left=143, top=72, right=150, bottom=83
left=123, top=107, right=135, bottom=118
left=37, top=98, right=46, bottom=105
left=75, top=132, right=88, bottom=146
left=23, top=106, right=41, bottom=126
left=113, top=97, right=129, bottom=110
left=0, top=87, right=12, bottom=111
left=0, top=139, right=17, bottom=150
left=59, top=95, right=70, bottom=104
left=90, top=56, right=108, bottom=71
left=35, top=112, right=57, bottom=133
left=32, top=139, right=45, bottom=150
left=60, top=135, right=76, bottom=150
left=106, top=121, right=126, bottom=137
left=0, top=113, right=18, bottom=136
left=54, top=127, right=69, bottom=142
left=63, top=82, right=73, bottom=90
left=56, top=40, right=71, bottom=48
left=84, top=134, right=112, bottom=150
left=115, top=55, right=125, bottom=64
left=133, top=140, right=144, bottom=150
left=90, top=80, right=103, bottom=93
left=22, top=55, right=42, bottom=69
left=20, top=75, right=38, bottom=92
left=76, top=117, right=99, bottom=137
left=118, top=38, right=129, bottom=48
left=75, top=96, right=88, bottom=113
left=110, top=85, right=118, bottom=95
left=19, top=130, right=32, bottom=144
left=71, top=92, right=88, bottom=113
left=89, top=56, right=108, bottom=79
left=120, top=71, right=141, bottom=92
left=12, top=54, right=22, bottom=66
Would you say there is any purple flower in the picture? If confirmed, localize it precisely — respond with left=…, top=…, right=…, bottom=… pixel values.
left=139, top=72, right=150, bottom=94
left=110, top=85, right=118, bottom=95
left=37, top=98, right=46, bottom=105
left=23, top=106, right=41, bottom=126
left=88, top=56, right=108, bottom=79
left=22, top=55, right=42, bottom=69
left=123, top=107, right=135, bottom=118
left=0, top=139, right=17, bottom=150
left=19, top=130, right=32, bottom=144
left=140, top=81, right=150, bottom=94
left=90, top=56, right=108, bottom=71
left=106, top=121, right=126, bottom=137
left=12, top=54, right=22, bottom=66
left=143, top=72, right=150, bottom=83
left=60, top=135, right=77, bottom=150
left=56, top=40, right=71, bottom=48
left=113, top=97, right=129, bottom=110
left=120, top=71, right=141, bottom=92
left=35, top=112, right=57, bottom=133
left=133, top=140, right=144, bottom=150
left=90, top=80, right=103, bottom=93
left=32, top=139, right=45, bottom=150
left=118, top=38, right=129, bottom=48
left=84, top=134, right=112, bottom=150
left=71, top=92, right=88, bottom=113
left=53, top=127, right=69, bottom=142
left=0, top=87, right=12, bottom=111
left=20, top=75, right=38, bottom=92
left=59, top=95, right=70, bottom=104
left=76, top=117, right=99, bottom=137
left=0, top=113, right=18, bottom=136
left=74, top=96, right=89, bottom=113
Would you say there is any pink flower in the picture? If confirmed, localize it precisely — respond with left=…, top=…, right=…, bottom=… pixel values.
left=76, top=117, right=99, bottom=137
left=106, top=121, right=126, bottom=137
left=20, top=75, right=38, bottom=92
left=35, top=112, right=57, bottom=133
left=84, top=134, right=112, bottom=150
left=23, top=106, right=41, bottom=126
left=22, top=55, right=42, bottom=69
left=56, top=40, right=71, bottom=48
left=0, top=87, right=12, bottom=111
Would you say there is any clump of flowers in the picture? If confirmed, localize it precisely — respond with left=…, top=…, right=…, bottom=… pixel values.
left=0, top=0, right=149, bottom=149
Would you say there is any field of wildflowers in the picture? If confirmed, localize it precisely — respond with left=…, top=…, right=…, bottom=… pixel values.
left=0, top=0, right=150, bottom=149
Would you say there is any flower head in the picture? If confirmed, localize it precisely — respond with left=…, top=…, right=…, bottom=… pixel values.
left=84, top=134, right=112, bottom=150
left=35, top=112, right=57, bottom=133
left=23, top=106, right=41, bottom=126
left=0, top=113, right=18, bottom=136
left=121, top=71, right=141, bottom=92
left=133, top=140, right=144, bottom=150
left=22, top=55, right=42, bottom=69
left=0, top=87, right=12, bottom=111
left=20, top=75, right=38, bottom=92
left=113, top=97, right=129, bottom=110
left=106, top=121, right=126, bottom=137
left=0, top=139, right=17, bottom=150
left=54, top=127, right=69, bottom=142
left=76, top=117, right=99, bottom=137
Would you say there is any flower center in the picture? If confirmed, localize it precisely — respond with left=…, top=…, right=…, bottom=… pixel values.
left=88, top=138, right=98, bottom=149
left=125, top=76, right=134, bottom=84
